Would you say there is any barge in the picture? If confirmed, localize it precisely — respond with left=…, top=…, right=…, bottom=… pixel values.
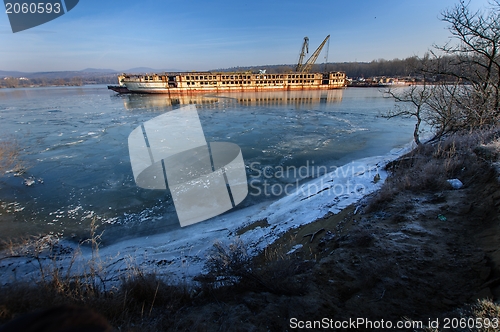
left=109, top=36, right=346, bottom=95
left=110, top=71, right=347, bottom=94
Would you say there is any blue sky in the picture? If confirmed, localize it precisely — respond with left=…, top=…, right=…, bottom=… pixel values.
left=0, top=0, right=493, bottom=72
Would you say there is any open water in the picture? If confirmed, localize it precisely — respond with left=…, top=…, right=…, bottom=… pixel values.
left=0, top=85, right=416, bottom=244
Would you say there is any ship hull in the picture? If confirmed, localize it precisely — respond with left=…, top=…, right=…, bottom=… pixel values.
left=122, top=83, right=341, bottom=94
left=107, top=85, right=134, bottom=94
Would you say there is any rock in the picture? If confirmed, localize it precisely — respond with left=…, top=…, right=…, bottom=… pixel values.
left=447, top=178, right=463, bottom=189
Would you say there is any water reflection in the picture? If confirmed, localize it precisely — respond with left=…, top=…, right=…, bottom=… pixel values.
left=119, top=90, right=344, bottom=110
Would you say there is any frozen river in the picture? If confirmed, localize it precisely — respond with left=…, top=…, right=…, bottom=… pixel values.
left=0, top=85, right=415, bottom=244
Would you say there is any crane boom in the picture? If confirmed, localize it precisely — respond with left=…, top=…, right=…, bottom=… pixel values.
left=301, top=35, right=330, bottom=73
left=295, top=37, right=309, bottom=72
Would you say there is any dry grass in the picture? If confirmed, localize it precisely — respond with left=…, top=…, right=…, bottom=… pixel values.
left=419, top=299, right=500, bottom=332
left=199, top=239, right=307, bottom=296
left=367, top=129, right=498, bottom=211
left=0, top=218, right=195, bottom=331
left=0, top=224, right=308, bottom=330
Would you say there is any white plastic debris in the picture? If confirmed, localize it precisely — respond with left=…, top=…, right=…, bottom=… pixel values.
left=447, top=178, right=463, bottom=189
left=23, top=177, right=35, bottom=187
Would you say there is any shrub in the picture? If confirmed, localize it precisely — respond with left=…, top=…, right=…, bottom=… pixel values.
left=202, top=239, right=307, bottom=296
left=367, top=130, right=498, bottom=210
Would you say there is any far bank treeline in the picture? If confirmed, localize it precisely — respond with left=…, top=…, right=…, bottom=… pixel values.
left=218, top=57, right=424, bottom=78
left=0, top=73, right=117, bottom=89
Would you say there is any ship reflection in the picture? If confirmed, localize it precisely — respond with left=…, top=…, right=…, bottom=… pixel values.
left=118, top=90, right=344, bottom=111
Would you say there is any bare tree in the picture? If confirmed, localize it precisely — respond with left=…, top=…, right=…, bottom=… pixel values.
left=384, top=84, right=434, bottom=146
left=436, top=0, right=500, bottom=123
left=385, top=1, right=500, bottom=143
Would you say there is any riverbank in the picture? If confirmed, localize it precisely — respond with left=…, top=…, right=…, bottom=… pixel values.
left=0, top=142, right=412, bottom=285
left=2, top=131, right=500, bottom=330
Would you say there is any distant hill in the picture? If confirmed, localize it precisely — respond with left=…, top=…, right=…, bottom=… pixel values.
left=0, top=70, right=119, bottom=80
left=123, top=67, right=157, bottom=73
left=0, top=70, right=32, bottom=78
left=80, top=68, right=117, bottom=73
left=123, top=67, right=185, bottom=73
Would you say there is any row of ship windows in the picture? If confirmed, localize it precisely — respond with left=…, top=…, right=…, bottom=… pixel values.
left=140, top=73, right=343, bottom=82
left=183, top=74, right=320, bottom=81
left=185, top=80, right=330, bottom=86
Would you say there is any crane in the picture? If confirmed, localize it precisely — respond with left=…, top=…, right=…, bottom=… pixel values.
left=298, top=35, right=330, bottom=73
left=295, top=37, right=309, bottom=72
